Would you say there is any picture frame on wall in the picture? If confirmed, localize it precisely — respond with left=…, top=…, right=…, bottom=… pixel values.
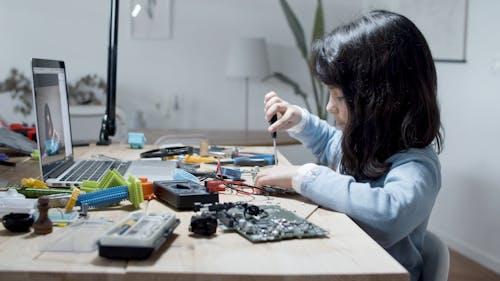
left=130, top=0, right=173, bottom=40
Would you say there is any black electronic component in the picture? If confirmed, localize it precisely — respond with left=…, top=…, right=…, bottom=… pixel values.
left=153, top=180, right=219, bottom=210
left=189, top=213, right=218, bottom=236
left=2, top=213, right=34, bottom=232
left=140, top=146, right=194, bottom=159
left=260, top=185, right=298, bottom=196
left=245, top=204, right=262, bottom=216
left=189, top=202, right=328, bottom=242
left=269, top=114, right=277, bottom=138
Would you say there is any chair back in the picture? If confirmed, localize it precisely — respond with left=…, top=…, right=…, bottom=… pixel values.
left=421, top=231, right=450, bottom=281
left=154, top=134, right=207, bottom=147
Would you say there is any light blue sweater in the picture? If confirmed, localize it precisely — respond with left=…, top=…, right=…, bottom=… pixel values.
left=289, top=111, right=441, bottom=281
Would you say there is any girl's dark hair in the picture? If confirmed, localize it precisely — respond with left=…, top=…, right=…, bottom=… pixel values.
left=312, top=10, right=443, bottom=180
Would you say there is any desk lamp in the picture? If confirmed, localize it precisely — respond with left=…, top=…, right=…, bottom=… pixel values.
left=98, top=0, right=119, bottom=145
left=225, top=38, right=270, bottom=135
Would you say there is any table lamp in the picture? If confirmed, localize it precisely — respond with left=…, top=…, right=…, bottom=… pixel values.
left=225, top=38, right=270, bottom=134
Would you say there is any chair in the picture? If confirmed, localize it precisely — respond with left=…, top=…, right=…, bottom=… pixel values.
left=421, top=231, right=450, bottom=281
left=69, top=105, right=128, bottom=144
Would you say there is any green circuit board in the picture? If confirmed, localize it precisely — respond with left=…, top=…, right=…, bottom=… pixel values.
left=217, top=203, right=328, bottom=242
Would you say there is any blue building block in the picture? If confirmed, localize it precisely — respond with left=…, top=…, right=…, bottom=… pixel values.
left=128, top=132, right=147, bottom=149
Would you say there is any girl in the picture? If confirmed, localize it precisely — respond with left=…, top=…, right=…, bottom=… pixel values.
left=255, top=10, right=443, bottom=281
left=44, top=103, right=61, bottom=156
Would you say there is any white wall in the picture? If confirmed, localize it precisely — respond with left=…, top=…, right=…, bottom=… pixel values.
left=428, top=0, right=500, bottom=273
left=0, top=0, right=355, bottom=130
left=1, top=0, right=500, bottom=273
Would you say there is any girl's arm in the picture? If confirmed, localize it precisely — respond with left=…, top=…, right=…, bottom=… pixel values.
left=296, top=147, right=440, bottom=248
left=288, top=109, right=342, bottom=167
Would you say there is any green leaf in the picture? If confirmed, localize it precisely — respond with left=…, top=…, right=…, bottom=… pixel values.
left=280, top=0, right=308, bottom=59
left=264, top=72, right=312, bottom=112
left=312, top=0, right=325, bottom=43
left=273, top=1, right=330, bottom=120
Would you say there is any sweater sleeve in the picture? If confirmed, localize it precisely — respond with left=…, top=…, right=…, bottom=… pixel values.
left=298, top=148, right=441, bottom=248
left=287, top=109, right=342, bottom=167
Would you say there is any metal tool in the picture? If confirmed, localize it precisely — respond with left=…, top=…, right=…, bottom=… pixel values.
left=207, top=155, right=274, bottom=167
left=269, top=114, right=278, bottom=165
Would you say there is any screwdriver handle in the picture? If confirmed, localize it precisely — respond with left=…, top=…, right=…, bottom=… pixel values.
left=233, top=157, right=269, bottom=167
left=269, top=114, right=278, bottom=138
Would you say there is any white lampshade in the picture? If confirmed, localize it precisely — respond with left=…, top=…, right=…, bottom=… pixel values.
left=225, top=38, right=271, bottom=78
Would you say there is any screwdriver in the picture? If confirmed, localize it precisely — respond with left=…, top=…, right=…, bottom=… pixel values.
left=207, top=155, right=274, bottom=167
left=269, top=114, right=278, bottom=165
left=232, top=157, right=269, bottom=167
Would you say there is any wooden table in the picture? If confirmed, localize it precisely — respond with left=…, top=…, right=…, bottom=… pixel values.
left=0, top=144, right=409, bottom=281
left=136, top=129, right=300, bottom=146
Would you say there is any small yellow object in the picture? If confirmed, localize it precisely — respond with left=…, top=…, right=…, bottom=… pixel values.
left=183, top=155, right=218, bottom=164
left=65, top=188, right=80, bottom=212
left=21, top=178, right=47, bottom=188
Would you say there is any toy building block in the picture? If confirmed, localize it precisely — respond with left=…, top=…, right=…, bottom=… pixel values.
left=12, top=185, right=74, bottom=198
left=75, top=180, right=144, bottom=209
left=76, top=186, right=129, bottom=208
left=98, top=169, right=127, bottom=189
left=75, top=170, right=144, bottom=209
left=65, top=188, right=81, bottom=212
left=80, top=169, right=127, bottom=192
left=21, top=178, right=47, bottom=188
left=127, top=176, right=144, bottom=209
left=128, top=132, right=147, bottom=149
left=138, top=177, right=154, bottom=201
left=30, top=149, right=40, bottom=161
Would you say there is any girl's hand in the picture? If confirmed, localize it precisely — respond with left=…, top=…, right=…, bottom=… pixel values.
left=264, top=91, right=303, bottom=133
left=254, top=165, right=300, bottom=189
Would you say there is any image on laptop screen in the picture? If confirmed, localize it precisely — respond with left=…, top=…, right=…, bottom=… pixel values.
left=31, top=59, right=175, bottom=186
left=32, top=62, right=73, bottom=171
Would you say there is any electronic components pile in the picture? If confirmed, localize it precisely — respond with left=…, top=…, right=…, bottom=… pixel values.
left=189, top=202, right=328, bottom=242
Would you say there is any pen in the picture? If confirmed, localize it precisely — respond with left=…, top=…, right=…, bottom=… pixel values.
left=0, top=153, right=15, bottom=167
left=0, top=160, right=16, bottom=167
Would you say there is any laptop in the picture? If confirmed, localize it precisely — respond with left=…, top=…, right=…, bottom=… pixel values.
left=31, top=58, right=175, bottom=187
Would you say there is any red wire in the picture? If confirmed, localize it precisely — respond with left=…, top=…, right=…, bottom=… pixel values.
left=216, top=159, right=223, bottom=179
left=212, top=160, right=258, bottom=195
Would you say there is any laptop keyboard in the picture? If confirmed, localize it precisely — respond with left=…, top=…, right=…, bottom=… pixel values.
left=60, top=160, right=131, bottom=182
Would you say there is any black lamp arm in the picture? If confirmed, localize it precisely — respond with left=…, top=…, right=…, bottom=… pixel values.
left=98, top=0, right=119, bottom=146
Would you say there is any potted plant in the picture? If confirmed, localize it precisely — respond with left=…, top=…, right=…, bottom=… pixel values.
left=266, top=0, right=329, bottom=120
left=0, top=69, right=106, bottom=115
left=0, top=69, right=106, bottom=128
left=0, top=69, right=32, bottom=117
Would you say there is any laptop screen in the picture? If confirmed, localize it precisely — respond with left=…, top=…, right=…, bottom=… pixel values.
left=32, top=59, right=73, bottom=173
